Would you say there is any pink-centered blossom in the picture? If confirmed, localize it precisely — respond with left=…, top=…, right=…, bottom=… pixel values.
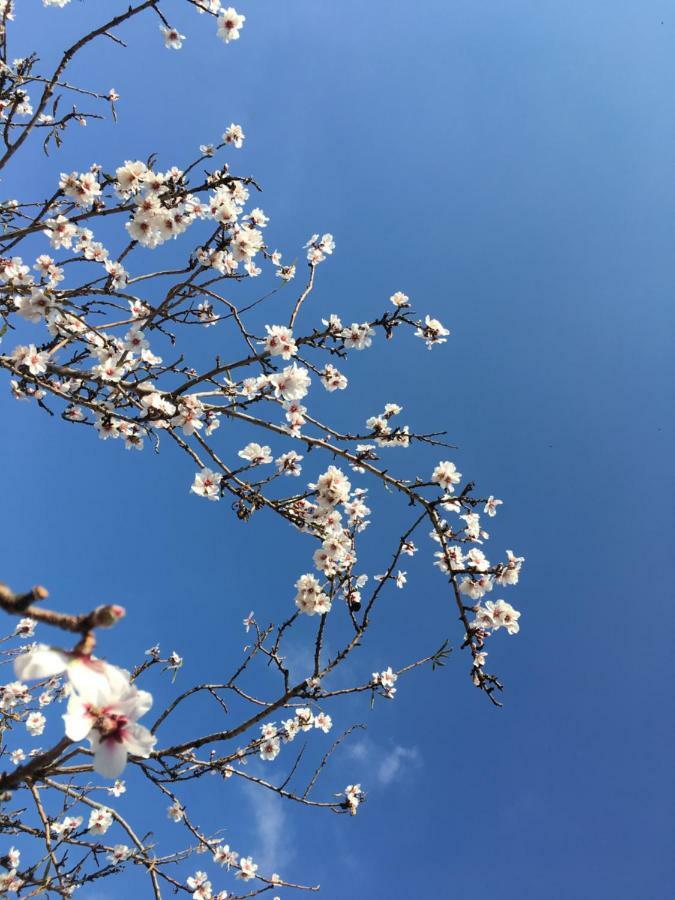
left=63, top=681, right=156, bottom=778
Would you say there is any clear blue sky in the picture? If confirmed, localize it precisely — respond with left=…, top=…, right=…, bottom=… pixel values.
left=2, top=1, right=674, bottom=897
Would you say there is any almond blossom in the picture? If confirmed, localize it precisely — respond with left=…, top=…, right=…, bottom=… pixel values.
left=88, top=807, right=113, bottom=835
left=217, top=8, right=245, bottom=43
left=431, top=460, right=462, bottom=492
left=191, top=467, right=222, bottom=501
left=15, top=644, right=130, bottom=699
left=415, top=314, right=450, bottom=348
left=237, top=856, right=258, bottom=881
left=160, top=24, right=185, bottom=49
left=262, top=324, right=297, bottom=359
left=238, top=442, right=273, bottom=465
left=62, top=680, right=156, bottom=778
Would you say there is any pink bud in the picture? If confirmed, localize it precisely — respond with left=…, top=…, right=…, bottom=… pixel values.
left=93, top=605, right=126, bottom=627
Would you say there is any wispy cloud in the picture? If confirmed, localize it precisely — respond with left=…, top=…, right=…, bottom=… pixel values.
left=246, top=782, right=294, bottom=874
left=345, top=737, right=370, bottom=762
left=377, top=745, right=421, bottom=786
left=345, top=738, right=422, bottom=787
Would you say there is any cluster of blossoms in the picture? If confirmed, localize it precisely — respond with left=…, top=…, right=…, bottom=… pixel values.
left=51, top=815, right=82, bottom=836
left=366, top=403, right=410, bottom=447
left=262, top=324, right=297, bottom=359
left=257, top=707, right=332, bottom=761
left=425, top=459, right=524, bottom=683
left=185, top=869, right=228, bottom=900
left=0, top=3, right=527, bottom=894
left=110, top=3, right=247, bottom=51
left=191, top=454, right=372, bottom=619
left=1, top=155, right=518, bottom=893
left=304, top=232, right=335, bottom=264
left=88, top=807, right=114, bottom=834
left=213, top=844, right=257, bottom=880
left=115, top=153, right=261, bottom=262
left=304, top=466, right=360, bottom=580
left=172, top=844, right=261, bottom=899
left=321, top=362, right=348, bottom=391
left=294, top=573, right=331, bottom=616
left=9, top=343, right=48, bottom=376
left=472, top=598, right=521, bottom=635
left=5, top=146, right=453, bottom=473
left=372, top=666, right=398, bottom=699
left=341, top=321, right=375, bottom=350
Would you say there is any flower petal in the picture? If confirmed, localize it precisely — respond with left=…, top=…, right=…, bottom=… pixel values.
left=113, top=686, right=152, bottom=722
left=68, top=657, right=129, bottom=706
left=62, top=695, right=93, bottom=742
left=91, top=734, right=128, bottom=779
left=14, top=645, right=68, bottom=681
left=123, top=723, right=157, bottom=758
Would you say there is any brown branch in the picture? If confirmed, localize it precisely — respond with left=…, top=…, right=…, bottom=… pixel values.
left=0, top=581, right=125, bottom=636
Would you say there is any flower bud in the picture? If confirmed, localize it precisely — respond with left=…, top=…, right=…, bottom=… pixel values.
left=92, top=605, right=126, bottom=628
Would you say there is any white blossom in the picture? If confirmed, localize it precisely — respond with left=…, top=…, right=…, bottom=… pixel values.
left=262, top=324, right=297, bottom=359
left=15, top=645, right=130, bottom=701
left=213, top=843, right=238, bottom=868
left=51, top=816, right=82, bottom=836
left=107, top=844, right=132, bottom=863
left=415, top=315, right=449, bottom=348
left=191, top=468, right=222, bottom=501
left=431, top=460, right=462, bottom=492
left=341, top=322, right=374, bottom=350
left=275, top=450, right=303, bottom=476
left=484, top=495, right=503, bottom=517
left=311, top=466, right=351, bottom=507
left=321, top=363, right=348, bottom=391
left=237, top=855, right=258, bottom=881
left=217, top=9, right=246, bottom=43
left=88, top=807, right=113, bottom=835
left=294, top=574, right=331, bottom=616
left=167, top=801, right=184, bottom=822
left=270, top=363, right=311, bottom=402
left=238, top=442, right=273, bottom=465
left=62, top=680, right=156, bottom=778
left=25, top=711, right=46, bottom=736
left=314, top=712, right=332, bottom=733
left=160, top=25, right=185, bottom=49
left=390, top=291, right=410, bottom=307
left=259, top=737, right=281, bottom=761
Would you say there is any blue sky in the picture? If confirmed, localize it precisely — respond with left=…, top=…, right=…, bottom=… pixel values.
left=2, top=1, right=674, bottom=897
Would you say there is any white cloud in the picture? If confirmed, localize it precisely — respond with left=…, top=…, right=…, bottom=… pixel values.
left=345, top=738, right=422, bottom=788
left=246, top=782, right=294, bottom=874
left=377, top=745, right=421, bottom=786
left=345, top=738, right=370, bottom=762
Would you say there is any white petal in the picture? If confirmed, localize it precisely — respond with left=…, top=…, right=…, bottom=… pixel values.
left=123, top=723, right=157, bottom=758
left=92, top=735, right=128, bottom=779
left=68, top=658, right=129, bottom=706
left=62, top=695, right=93, bottom=742
left=14, top=645, right=68, bottom=681
left=115, top=686, right=153, bottom=721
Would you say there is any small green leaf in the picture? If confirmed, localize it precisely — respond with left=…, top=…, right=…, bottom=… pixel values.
left=431, top=638, right=452, bottom=671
